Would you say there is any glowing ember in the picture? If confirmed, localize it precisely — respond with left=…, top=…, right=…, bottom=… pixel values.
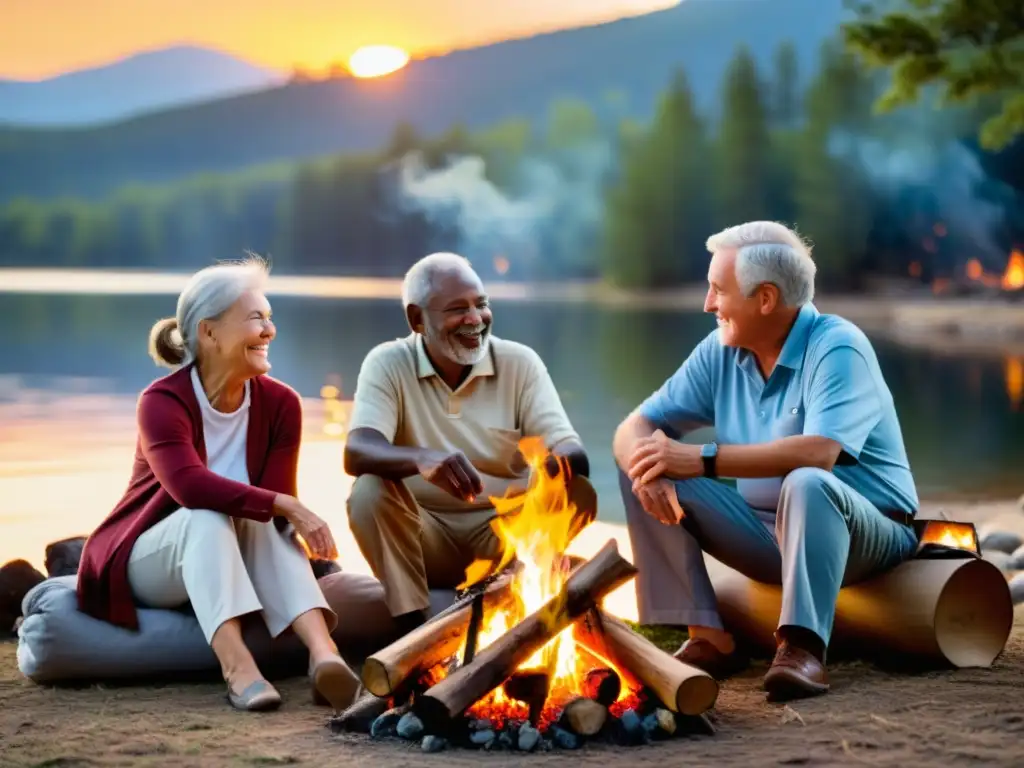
left=445, top=436, right=635, bottom=726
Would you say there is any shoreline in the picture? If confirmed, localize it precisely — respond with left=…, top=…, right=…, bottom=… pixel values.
left=4, top=268, right=1024, bottom=358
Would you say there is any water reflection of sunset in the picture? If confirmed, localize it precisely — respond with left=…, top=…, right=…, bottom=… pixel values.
left=1006, top=357, right=1023, bottom=411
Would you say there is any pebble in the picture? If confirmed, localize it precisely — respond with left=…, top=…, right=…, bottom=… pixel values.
left=396, top=712, right=424, bottom=740
left=497, top=730, right=515, bottom=750
left=369, top=708, right=405, bottom=739
left=620, top=708, right=650, bottom=745
left=1010, top=572, right=1024, bottom=605
left=982, top=550, right=1013, bottom=572
left=980, top=530, right=1023, bottom=556
left=421, top=735, right=447, bottom=753
left=469, top=718, right=492, bottom=731
left=517, top=723, right=541, bottom=751
left=550, top=725, right=580, bottom=750
left=655, top=709, right=677, bottom=736
left=469, top=729, right=495, bottom=747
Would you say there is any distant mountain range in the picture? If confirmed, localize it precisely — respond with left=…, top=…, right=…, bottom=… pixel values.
left=0, top=45, right=282, bottom=126
left=0, top=0, right=848, bottom=202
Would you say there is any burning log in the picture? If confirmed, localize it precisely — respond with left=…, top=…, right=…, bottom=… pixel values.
left=573, top=610, right=718, bottom=716
left=581, top=667, right=620, bottom=707
left=414, top=539, right=637, bottom=732
left=503, top=670, right=550, bottom=726
left=559, top=697, right=607, bottom=736
left=360, top=576, right=516, bottom=697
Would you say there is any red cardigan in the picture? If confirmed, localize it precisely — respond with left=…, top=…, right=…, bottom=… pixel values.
left=77, top=364, right=303, bottom=631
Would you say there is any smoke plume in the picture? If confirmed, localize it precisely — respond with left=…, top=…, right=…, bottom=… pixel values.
left=388, top=143, right=615, bottom=279
left=830, top=131, right=1019, bottom=263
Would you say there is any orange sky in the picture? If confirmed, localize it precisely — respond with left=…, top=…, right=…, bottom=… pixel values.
left=2, top=0, right=679, bottom=80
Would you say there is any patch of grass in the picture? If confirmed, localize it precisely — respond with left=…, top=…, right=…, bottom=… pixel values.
left=627, top=621, right=687, bottom=653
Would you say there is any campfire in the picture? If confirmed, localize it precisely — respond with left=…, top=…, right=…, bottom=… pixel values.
left=921, top=248, right=1024, bottom=298
left=330, top=438, right=719, bottom=752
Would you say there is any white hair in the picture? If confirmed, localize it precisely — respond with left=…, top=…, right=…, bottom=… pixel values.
left=148, top=255, right=269, bottom=368
left=706, top=221, right=816, bottom=307
left=401, top=252, right=475, bottom=308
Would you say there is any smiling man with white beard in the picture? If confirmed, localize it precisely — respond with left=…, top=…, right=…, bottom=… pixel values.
left=343, top=252, right=591, bottom=636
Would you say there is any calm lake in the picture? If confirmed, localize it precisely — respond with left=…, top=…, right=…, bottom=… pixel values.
left=2, top=288, right=1024, bottom=529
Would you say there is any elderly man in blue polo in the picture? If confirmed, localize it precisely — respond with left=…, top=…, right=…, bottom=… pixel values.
left=613, top=220, right=919, bottom=703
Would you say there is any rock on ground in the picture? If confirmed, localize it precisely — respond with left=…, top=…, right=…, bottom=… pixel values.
left=0, top=560, right=45, bottom=635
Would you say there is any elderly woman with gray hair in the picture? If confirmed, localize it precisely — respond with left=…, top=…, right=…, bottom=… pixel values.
left=77, top=257, right=360, bottom=713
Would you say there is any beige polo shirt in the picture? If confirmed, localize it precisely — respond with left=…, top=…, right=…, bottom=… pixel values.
left=347, top=333, right=581, bottom=512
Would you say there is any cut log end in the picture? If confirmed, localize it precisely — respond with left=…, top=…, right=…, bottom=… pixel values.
left=560, top=697, right=608, bottom=736
left=360, top=659, right=393, bottom=699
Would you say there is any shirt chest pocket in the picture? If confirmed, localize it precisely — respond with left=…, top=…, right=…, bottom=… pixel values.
left=771, top=403, right=805, bottom=439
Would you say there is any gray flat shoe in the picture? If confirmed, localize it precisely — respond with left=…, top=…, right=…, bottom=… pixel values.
left=227, top=680, right=282, bottom=712
left=310, top=656, right=360, bottom=711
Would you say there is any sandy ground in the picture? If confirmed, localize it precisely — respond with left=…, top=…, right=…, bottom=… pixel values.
left=3, top=396, right=1024, bottom=766
left=2, top=610, right=1023, bottom=768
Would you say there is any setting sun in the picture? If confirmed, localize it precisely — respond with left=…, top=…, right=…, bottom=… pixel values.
left=348, top=45, right=410, bottom=78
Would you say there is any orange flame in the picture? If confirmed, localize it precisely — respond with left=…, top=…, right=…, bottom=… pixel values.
left=918, top=521, right=978, bottom=552
left=451, top=437, right=634, bottom=725
left=1003, top=250, right=1024, bottom=290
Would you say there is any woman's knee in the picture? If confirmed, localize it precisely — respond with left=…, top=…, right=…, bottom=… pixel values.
left=180, top=508, right=240, bottom=549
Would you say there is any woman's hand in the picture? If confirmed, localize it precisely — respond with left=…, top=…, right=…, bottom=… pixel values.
left=274, top=494, right=338, bottom=560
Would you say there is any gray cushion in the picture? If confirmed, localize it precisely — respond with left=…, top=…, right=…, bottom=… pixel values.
left=17, top=572, right=456, bottom=684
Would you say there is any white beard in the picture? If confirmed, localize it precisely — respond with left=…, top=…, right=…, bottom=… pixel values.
left=440, top=332, right=490, bottom=366
left=426, top=321, right=491, bottom=367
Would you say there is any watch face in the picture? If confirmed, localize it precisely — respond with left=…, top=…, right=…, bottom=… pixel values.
left=700, top=443, right=717, bottom=459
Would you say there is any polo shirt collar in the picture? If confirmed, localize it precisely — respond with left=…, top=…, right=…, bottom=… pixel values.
left=776, top=302, right=819, bottom=371
left=736, top=302, right=819, bottom=375
left=414, top=333, right=495, bottom=382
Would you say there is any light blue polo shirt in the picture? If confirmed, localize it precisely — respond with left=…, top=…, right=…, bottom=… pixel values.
left=638, top=303, right=919, bottom=515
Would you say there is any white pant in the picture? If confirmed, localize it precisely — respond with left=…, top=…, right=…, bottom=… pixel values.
left=127, top=507, right=336, bottom=644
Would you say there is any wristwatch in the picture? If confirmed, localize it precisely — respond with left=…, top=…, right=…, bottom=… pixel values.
left=700, top=442, right=718, bottom=478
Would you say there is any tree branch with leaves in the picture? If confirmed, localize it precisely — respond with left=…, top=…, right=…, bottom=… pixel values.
left=842, top=0, right=1024, bottom=149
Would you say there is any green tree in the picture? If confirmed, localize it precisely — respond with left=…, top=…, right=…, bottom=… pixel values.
left=545, top=98, right=601, bottom=149
left=772, top=41, right=801, bottom=127
left=793, top=43, right=876, bottom=288
left=843, top=0, right=1024, bottom=149
left=603, top=70, right=709, bottom=288
left=716, top=46, right=772, bottom=226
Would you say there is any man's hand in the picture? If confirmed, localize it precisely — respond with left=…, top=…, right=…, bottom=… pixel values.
left=416, top=449, right=485, bottom=502
left=635, top=478, right=686, bottom=525
left=627, top=429, right=702, bottom=487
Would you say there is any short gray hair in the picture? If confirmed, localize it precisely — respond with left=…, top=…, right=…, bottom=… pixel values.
left=148, top=254, right=269, bottom=368
left=401, top=252, right=474, bottom=308
left=706, top=221, right=816, bottom=307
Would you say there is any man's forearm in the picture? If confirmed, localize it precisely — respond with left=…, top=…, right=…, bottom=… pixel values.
left=613, top=411, right=658, bottom=471
left=716, top=435, right=842, bottom=479
left=551, top=439, right=590, bottom=478
left=343, top=428, right=429, bottom=479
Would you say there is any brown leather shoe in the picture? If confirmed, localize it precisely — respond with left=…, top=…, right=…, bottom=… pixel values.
left=763, top=641, right=829, bottom=701
left=673, top=637, right=749, bottom=680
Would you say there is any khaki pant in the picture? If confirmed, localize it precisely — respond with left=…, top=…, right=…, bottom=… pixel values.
left=127, top=507, right=335, bottom=644
left=347, top=474, right=597, bottom=617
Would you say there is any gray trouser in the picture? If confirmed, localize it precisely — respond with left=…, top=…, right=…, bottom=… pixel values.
left=621, top=467, right=918, bottom=644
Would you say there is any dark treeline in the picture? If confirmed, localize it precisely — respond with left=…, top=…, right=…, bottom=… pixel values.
left=1, top=38, right=1021, bottom=289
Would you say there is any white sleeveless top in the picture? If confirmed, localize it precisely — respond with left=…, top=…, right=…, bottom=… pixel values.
left=190, top=367, right=251, bottom=484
